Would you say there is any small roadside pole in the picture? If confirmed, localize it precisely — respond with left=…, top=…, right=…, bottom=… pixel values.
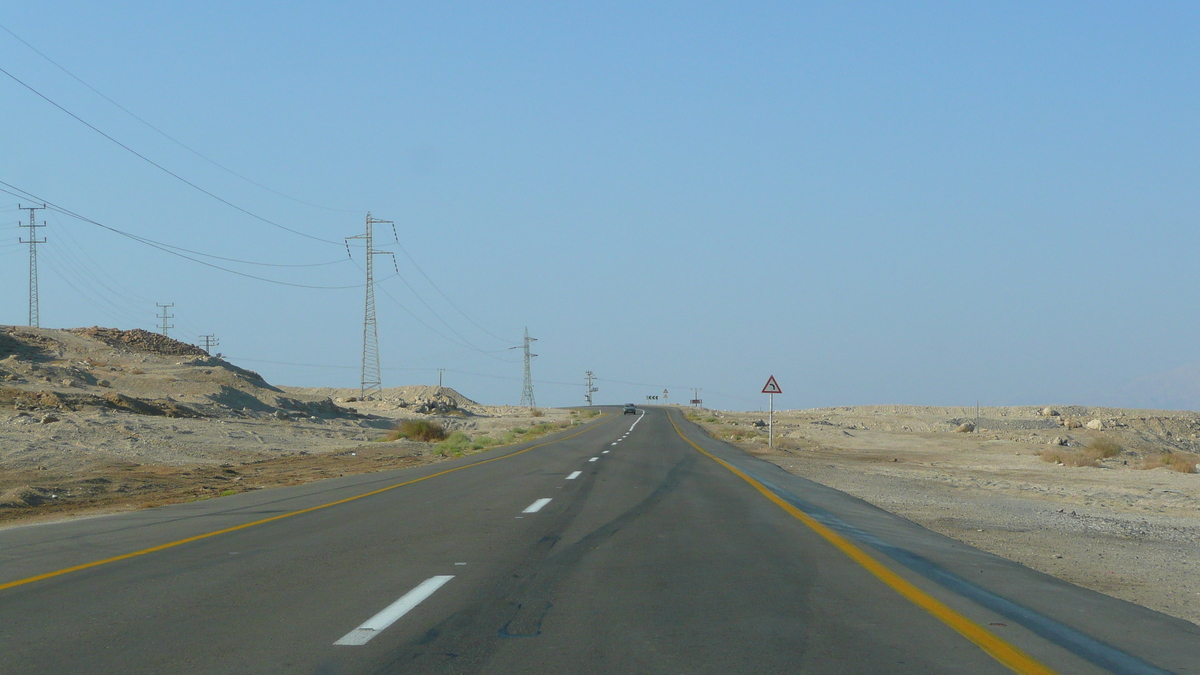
left=762, top=375, right=782, bottom=448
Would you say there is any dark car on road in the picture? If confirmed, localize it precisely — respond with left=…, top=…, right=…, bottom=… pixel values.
left=623, top=404, right=637, bottom=414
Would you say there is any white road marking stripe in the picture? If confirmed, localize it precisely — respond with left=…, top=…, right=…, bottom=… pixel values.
left=566, top=471, right=582, bottom=479
left=523, top=498, right=553, bottom=513
left=602, top=450, right=609, bottom=454
left=611, top=442, right=618, bottom=445
left=629, top=410, right=645, bottom=431
left=589, top=457, right=599, bottom=462
left=334, top=575, right=454, bottom=646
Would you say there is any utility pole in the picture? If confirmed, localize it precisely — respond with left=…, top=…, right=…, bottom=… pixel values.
left=584, top=371, right=598, bottom=406
left=346, top=213, right=393, bottom=401
left=19, top=204, right=46, bottom=328
left=199, top=334, right=219, bottom=355
left=438, top=368, right=445, bottom=388
left=156, top=304, right=175, bottom=337
left=510, top=328, right=537, bottom=409
left=692, top=388, right=702, bottom=408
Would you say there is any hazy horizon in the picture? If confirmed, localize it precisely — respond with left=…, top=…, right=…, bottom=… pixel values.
left=4, top=3, right=1198, bottom=411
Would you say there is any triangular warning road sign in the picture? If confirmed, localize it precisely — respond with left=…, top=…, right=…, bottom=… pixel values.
left=761, top=375, right=782, bottom=394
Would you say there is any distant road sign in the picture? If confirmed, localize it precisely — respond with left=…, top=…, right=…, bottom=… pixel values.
left=690, top=399, right=702, bottom=405
left=761, top=376, right=782, bottom=394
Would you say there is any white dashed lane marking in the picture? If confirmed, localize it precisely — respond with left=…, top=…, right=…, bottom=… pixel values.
left=566, top=471, right=582, bottom=480
left=523, top=498, right=553, bottom=513
left=334, top=576, right=454, bottom=646
left=589, top=457, right=599, bottom=462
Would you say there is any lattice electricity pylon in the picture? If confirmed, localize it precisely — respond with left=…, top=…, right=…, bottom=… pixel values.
left=347, top=213, right=393, bottom=401
left=511, top=327, right=537, bottom=409
left=19, top=204, right=45, bottom=328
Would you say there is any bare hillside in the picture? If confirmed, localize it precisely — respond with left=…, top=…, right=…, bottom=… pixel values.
left=0, top=326, right=573, bottom=524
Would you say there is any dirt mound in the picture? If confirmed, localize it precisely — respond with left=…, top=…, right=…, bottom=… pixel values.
left=70, top=327, right=207, bottom=357
left=0, top=327, right=62, bottom=361
left=0, top=386, right=204, bottom=418
left=99, top=392, right=206, bottom=418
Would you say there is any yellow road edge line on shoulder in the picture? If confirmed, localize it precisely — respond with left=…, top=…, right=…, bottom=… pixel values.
left=668, top=412, right=1057, bottom=675
left=0, top=413, right=615, bottom=593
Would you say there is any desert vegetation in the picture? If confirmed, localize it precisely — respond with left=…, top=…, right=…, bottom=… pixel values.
left=385, top=419, right=447, bottom=442
left=1040, top=436, right=1124, bottom=467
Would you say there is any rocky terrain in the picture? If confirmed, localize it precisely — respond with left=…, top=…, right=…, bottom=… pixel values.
left=686, top=405, right=1200, bottom=626
left=0, top=326, right=574, bottom=524
left=5, top=324, right=1197, bottom=628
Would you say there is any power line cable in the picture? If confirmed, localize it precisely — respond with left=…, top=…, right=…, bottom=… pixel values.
left=0, top=23, right=360, bottom=215
left=0, top=182, right=363, bottom=289
left=50, top=213, right=154, bottom=305
left=0, top=65, right=351, bottom=246
left=443, top=368, right=579, bottom=387
left=394, top=242, right=516, bottom=345
left=354, top=258, right=518, bottom=362
left=384, top=265, right=492, bottom=353
left=40, top=254, right=155, bottom=329
left=43, top=242, right=150, bottom=322
left=595, top=376, right=689, bottom=390
left=226, top=356, right=437, bottom=372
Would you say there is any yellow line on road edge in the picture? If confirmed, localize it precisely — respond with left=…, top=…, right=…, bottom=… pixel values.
left=0, top=414, right=615, bottom=593
left=668, top=412, right=1057, bottom=675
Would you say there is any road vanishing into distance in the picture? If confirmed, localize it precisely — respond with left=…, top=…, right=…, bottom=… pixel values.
left=1, top=407, right=1197, bottom=674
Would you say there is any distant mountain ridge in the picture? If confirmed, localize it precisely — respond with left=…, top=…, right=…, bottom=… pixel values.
left=1111, top=362, right=1200, bottom=412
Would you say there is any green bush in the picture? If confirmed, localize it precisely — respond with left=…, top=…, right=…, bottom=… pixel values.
left=387, top=419, right=447, bottom=442
left=434, top=431, right=472, bottom=456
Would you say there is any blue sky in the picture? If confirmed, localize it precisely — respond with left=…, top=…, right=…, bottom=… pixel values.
left=2, top=2, right=1198, bottom=410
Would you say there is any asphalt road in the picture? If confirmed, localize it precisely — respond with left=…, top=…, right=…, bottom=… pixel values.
left=1, top=407, right=1197, bottom=674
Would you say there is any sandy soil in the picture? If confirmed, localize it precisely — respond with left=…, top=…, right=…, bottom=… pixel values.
left=6, top=326, right=1197, bottom=626
left=0, top=326, right=579, bottom=527
left=686, top=405, right=1200, bottom=626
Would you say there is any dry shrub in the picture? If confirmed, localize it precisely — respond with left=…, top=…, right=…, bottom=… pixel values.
left=1040, top=447, right=1101, bottom=467
left=530, top=409, right=545, bottom=417
left=1141, top=452, right=1199, bottom=473
left=1087, top=436, right=1122, bottom=458
left=1039, top=437, right=1123, bottom=468
left=386, top=419, right=446, bottom=442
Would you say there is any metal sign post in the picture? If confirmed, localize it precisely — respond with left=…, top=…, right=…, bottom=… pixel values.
left=761, top=376, right=782, bottom=449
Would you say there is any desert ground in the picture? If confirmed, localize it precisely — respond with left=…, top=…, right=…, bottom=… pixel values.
left=2, top=325, right=1197, bottom=628
left=0, top=325, right=581, bottom=525
left=685, top=405, right=1200, bottom=626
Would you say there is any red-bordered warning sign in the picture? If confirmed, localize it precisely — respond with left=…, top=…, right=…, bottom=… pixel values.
left=761, top=375, right=782, bottom=394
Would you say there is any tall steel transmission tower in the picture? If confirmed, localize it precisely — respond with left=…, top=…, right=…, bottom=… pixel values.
left=19, top=204, right=46, bottom=328
left=346, top=213, right=393, bottom=401
left=511, top=328, right=537, bottom=409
